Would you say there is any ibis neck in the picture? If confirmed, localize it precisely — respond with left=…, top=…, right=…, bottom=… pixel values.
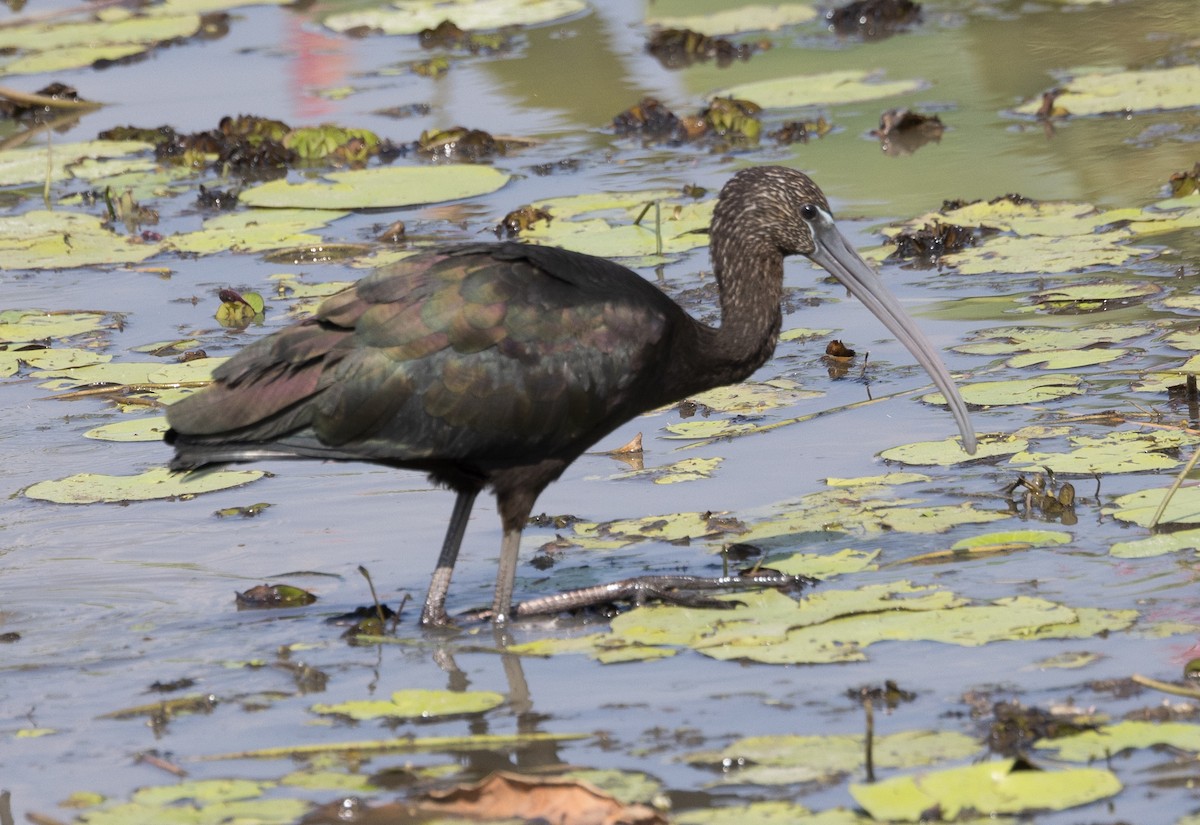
left=687, top=237, right=786, bottom=389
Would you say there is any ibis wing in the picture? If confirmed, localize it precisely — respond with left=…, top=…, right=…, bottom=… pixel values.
left=167, top=244, right=676, bottom=466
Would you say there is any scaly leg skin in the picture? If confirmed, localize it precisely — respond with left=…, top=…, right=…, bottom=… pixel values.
left=508, top=571, right=821, bottom=619
left=490, top=525, right=524, bottom=624
left=420, top=489, right=478, bottom=627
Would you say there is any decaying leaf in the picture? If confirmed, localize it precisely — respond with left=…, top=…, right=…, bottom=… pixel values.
left=416, top=771, right=668, bottom=824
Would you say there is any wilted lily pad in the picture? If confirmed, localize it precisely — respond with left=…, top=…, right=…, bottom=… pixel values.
left=311, top=689, right=504, bottom=720
left=239, top=165, right=510, bottom=210
left=850, top=758, right=1121, bottom=821
left=25, top=467, right=265, bottom=504
left=953, top=323, right=1151, bottom=356
left=1014, top=64, right=1200, bottom=116
left=713, top=70, right=924, bottom=109
left=688, top=379, right=823, bottom=413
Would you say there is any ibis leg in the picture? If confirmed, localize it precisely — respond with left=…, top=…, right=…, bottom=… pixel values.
left=491, top=526, right=524, bottom=624
left=420, top=488, right=478, bottom=626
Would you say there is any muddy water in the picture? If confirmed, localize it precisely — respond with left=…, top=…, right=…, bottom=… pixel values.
left=2, top=0, right=1198, bottom=821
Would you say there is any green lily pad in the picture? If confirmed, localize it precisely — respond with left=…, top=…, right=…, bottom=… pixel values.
left=678, top=804, right=885, bottom=825
left=0, top=13, right=202, bottom=76
left=1005, top=348, right=1127, bottom=369
left=1033, top=720, right=1200, bottom=761
left=953, top=323, right=1152, bottom=356
left=84, top=416, right=170, bottom=442
left=0, top=140, right=153, bottom=187
left=766, top=548, right=880, bottom=578
left=922, top=375, right=1083, bottom=407
left=850, top=759, right=1121, bottom=821
left=24, top=467, right=265, bottom=504
left=688, top=379, right=823, bottom=413
left=0, top=211, right=161, bottom=269
left=780, top=327, right=836, bottom=342
left=1104, top=486, right=1200, bottom=528
left=34, top=357, right=223, bottom=390
left=323, top=0, right=587, bottom=34
left=166, top=209, right=348, bottom=255
left=880, top=434, right=1029, bottom=466
left=613, top=457, right=723, bottom=484
left=713, top=70, right=924, bottom=109
left=1010, top=430, right=1200, bottom=475
left=0, top=347, right=111, bottom=377
left=0, top=310, right=118, bottom=344
left=1026, top=281, right=1160, bottom=313
left=825, top=472, right=930, bottom=487
left=523, top=191, right=714, bottom=260
left=645, top=4, right=818, bottom=35
left=239, top=165, right=510, bottom=210
left=1014, top=64, right=1200, bottom=116
left=311, top=689, right=504, bottom=720
left=942, top=234, right=1154, bottom=275
left=1110, top=529, right=1200, bottom=558
left=952, top=530, right=1072, bottom=550
left=689, top=730, right=980, bottom=785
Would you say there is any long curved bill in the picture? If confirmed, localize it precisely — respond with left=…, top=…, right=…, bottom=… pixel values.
left=807, top=212, right=977, bottom=454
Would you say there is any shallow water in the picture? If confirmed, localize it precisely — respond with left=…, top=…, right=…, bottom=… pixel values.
left=2, top=0, right=1199, bottom=821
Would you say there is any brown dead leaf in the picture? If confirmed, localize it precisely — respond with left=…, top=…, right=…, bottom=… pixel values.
left=417, top=771, right=668, bottom=825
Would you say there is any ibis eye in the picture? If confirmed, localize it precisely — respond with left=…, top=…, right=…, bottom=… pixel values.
left=800, top=204, right=818, bottom=221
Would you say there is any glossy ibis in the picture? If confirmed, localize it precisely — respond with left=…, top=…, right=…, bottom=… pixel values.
left=166, top=165, right=976, bottom=625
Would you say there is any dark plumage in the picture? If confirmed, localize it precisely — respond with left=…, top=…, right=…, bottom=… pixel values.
left=166, top=166, right=976, bottom=625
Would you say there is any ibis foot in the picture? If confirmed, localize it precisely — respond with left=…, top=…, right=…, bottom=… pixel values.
left=470, top=569, right=820, bottom=622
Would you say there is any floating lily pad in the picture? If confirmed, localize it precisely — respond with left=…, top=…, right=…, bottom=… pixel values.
left=713, top=70, right=924, bottom=109
left=942, top=234, right=1154, bottom=275
left=84, top=416, right=170, bottom=442
left=953, top=324, right=1151, bottom=356
left=0, top=347, right=111, bottom=377
left=850, top=759, right=1121, bottom=821
left=1033, top=720, right=1200, bottom=761
left=825, top=472, right=930, bottom=487
left=645, top=4, right=818, bottom=35
left=0, top=310, right=118, bottom=344
left=239, top=165, right=510, bottom=210
left=688, top=730, right=980, bottom=786
left=311, top=689, right=504, bottom=720
left=1010, top=430, right=1200, bottom=475
left=1014, top=65, right=1200, bottom=116
left=34, top=357, right=222, bottom=390
left=0, top=13, right=202, bottom=76
left=1110, top=529, right=1200, bottom=558
left=1026, top=281, right=1160, bottom=313
left=324, top=0, right=587, bottom=34
left=766, top=548, right=880, bottom=578
left=880, top=434, right=1029, bottom=466
left=25, top=467, right=265, bottom=504
left=922, top=375, right=1083, bottom=408
left=1006, top=348, right=1127, bottom=369
left=688, top=379, right=823, bottom=413
left=952, top=530, right=1072, bottom=550
left=780, top=327, right=836, bottom=342
left=523, top=191, right=714, bottom=260
left=613, top=457, right=723, bottom=484
left=0, top=140, right=153, bottom=187
left=1104, top=486, right=1200, bottom=528
left=0, top=211, right=161, bottom=269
